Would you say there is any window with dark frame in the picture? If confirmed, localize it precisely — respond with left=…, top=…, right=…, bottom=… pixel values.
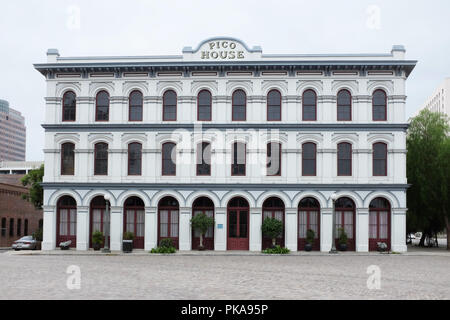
left=24, top=219, right=28, bottom=236
left=267, top=142, right=281, bottom=176
left=94, top=142, right=108, bottom=175
left=337, top=142, right=352, bottom=176
left=196, top=142, right=211, bottom=176
left=162, top=142, right=176, bottom=176
left=163, top=90, right=177, bottom=121
left=1, top=218, right=6, bottom=237
left=373, top=89, right=387, bottom=121
left=302, top=90, right=317, bottom=121
left=17, top=219, right=21, bottom=237
left=129, top=90, right=143, bottom=121
left=373, top=142, right=387, bottom=176
left=197, top=90, right=212, bottom=121
left=302, top=142, right=317, bottom=176
left=232, top=90, right=246, bottom=121
left=231, top=142, right=246, bottom=176
left=267, top=90, right=281, bottom=121
left=61, top=142, right=75, bottom=175
left=62, top=91, right=76, bottom=121
left=128, top=142, right=142, bottom=176
left=337, top=90, right=352, bottom=121
left=95, top=90, right=109, bottom=121
left=9, top=219, right=14, bottom=237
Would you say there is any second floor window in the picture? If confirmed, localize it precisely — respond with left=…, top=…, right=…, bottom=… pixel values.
left=61, top=142, right=75, bottom=175
left=302, top=142, right=316, bottom=176
left=373, top=142, right=387, bottom=176
left=302, top=90, right=317, bottom=121
left=129, top=90, right=143, bottom=121
left=128, top=142, right=142, bottom=175
left=232, top=90, right=246, bottom=121
left=198, top=90, right=212, bottom=121
left=163, top=90, right=177, bottom=121
left=162, top=142, right=176, bottom=176
left=337, top=89, right=352, bottom=121
left=337, top=142, right=352, bottom=176
left=196, top=142, right=211, bottom=176
left=267, top=89, right=281, bottom=121
left=96, top=90, right=110, bottom=121
left=267, top=142, right=281, bottom=176
left=62, top=91, right=76, bottom=121
left=373, top=89, right=387, bottom=121
left=94, top=142, right=108, bottom=175
left=231, top=142, right=246, bottom=176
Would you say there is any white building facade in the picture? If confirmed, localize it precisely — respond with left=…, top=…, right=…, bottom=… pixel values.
left=417, top=78, right=450, bottom=117
left=34, top=38, right=416, bottom=252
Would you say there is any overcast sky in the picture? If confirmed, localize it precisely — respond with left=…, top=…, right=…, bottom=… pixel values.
left=1, top=0, right=449, bottom=161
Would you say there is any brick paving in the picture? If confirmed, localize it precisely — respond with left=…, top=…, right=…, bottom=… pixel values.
left=0, top=251, right=449, bottom=300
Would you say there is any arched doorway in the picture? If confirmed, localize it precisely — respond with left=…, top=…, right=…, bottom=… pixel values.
left=335, top=197, right=356, bottom=251
left=192, top=197, right=214, bottom=250
left=369, top=197, right=391, bottom=251
left=124, top=196, right=145, bottom=249
left=262, top=197, right=285, bottom=249
left=56, top=196, right=77, bottom=248
left=89, top=196, right=110, bottom=248
left=298, top=197, right=320, bottom=251
left=158, top=196, right=179, bottom=249
left=227, top=197, right=249, bottom=250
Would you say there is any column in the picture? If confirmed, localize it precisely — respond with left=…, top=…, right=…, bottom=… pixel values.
left=214, top=207, right=227, bottom=251
left=285, top=208, right=297, bottom=251
left=179, top=207, right=192, bottom=251
left=321, top=207, right=333, bottom=252
left=76, top=206, right=89, bottom=251
left=356, top=208, right=369, bottom=252
left=249, top=207, right=262, bottom=251
left=110, top=206, right=123, bottom=251
left=42, top=205, right=56, bottom=251
left=391, top=208, right=407, bottom=252
left=144, top=207, right=157, bottom=251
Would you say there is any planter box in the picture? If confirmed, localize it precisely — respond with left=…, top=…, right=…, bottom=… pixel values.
left=123, top=240, right=133, bottom=253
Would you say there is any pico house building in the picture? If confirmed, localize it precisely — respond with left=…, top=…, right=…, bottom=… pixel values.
left=34, top=37, right=416, bottom=252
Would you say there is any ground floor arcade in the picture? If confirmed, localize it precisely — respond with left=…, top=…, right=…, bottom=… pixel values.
left=41, top=186, right=408, bottom=252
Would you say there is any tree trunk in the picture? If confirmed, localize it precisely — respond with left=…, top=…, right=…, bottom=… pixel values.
left=272, top=238, right=276, bottom=247
left=446, top=216, right=450, bottom=251
left=199, top=233, right=204, bottom=248
left=419, top=232, right=426, bottom=247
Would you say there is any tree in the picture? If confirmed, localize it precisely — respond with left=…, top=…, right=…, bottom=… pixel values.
left=261, top=217, right=283, bottom=247
left=21, top=165, right=44, bottom=210
left=190, top=213, right=214, bottom=250
left=407, top=109, right=450, bottom=249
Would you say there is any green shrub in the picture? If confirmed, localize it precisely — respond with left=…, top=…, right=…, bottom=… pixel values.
left=261, top=217, right=283, bottom=247
left=159, top=238, right=174, bottom=248
left=306, top=229, right=315, bottom=245
left=92, top=230, right=104, bottom=245
left=150, top=246, right=176, bottom=254
left=123, top=231, right=135, bottom=240
left=262, top=245, right=290, bottom=254
left=338, top=228, right=348, bottom=245
left=32, top=228, right=43, bottom=241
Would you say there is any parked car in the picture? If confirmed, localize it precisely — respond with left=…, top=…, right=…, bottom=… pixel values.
left=11, top=236, right=39, bottom=251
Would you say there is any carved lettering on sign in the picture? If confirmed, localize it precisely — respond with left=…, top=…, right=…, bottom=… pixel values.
left=200, top=41, right=245, bottom=60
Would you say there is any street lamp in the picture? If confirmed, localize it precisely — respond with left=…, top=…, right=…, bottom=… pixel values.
left=102, top=194, right=111, bottom=253
left=329, top=192, right=338, bottom=254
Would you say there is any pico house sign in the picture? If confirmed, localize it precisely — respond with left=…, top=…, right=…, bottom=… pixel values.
left=183, top=38, right=262, bottom=61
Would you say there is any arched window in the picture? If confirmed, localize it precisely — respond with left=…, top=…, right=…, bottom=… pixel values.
left=267, top=89, right=281, bottom=121
left=1, top=218, right=6, bottom=237
left=262, top=197, right=285, bottom=249
left=231, top=142, right=246, bottom=176
left=61, top=142, right=75, bottom=175
left=9, top=219, right=14, bottom=237
left=94, top=142, right=108, bottom=175
left=373, top=142, right=387, bottom=176
left=128, top=142, right=142, bottom=176
left=89, top=196, right=109, bottom=248
left=373, top=89, right=387, bottom=121
left=124, top=196, right=145, bottom=249
left=192, top=197, right=215, bottom=250
left=17, top=219, right=21, bottom=236
left=129, top=90, right=143, bottom=121
left=158, top=196, right=179, bottom=249
left=302, top=90, right=317, bottom=121
left=302, top=142, right=316, bottom=176
left=232, top=90, right=246, bottom=121
left=197, top=90, right=212, bottom=121
left=196, top=142, right=211, bottom=176
left=57, top=195, right=77, bottom=248
left=337, top=142, right=352, bottom=176
left=227, top=197, right=250, bottom=250
left=162, top=142, right=176, bottom=176
left=298, top=197, right=320, bottom=251
left=337, top=89, right=352, bottom=121
left=369, top=197, right=391, bottom=251
left=267, top=142, right=281, bottom=176
left=24, top=219, right=28, bottom=236
left=95, top=91, right=110, bottom=121
left=163, top=90, right=177, bottom=121
left=62, top=91, right=76, bottom=121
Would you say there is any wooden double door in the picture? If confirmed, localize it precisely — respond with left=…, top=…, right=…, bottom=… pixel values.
left=227, top=197, right=249, bottom=250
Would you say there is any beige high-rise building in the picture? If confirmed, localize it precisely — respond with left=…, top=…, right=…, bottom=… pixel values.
left=0, top=99, right=26, bottom=161
left=418, top=78, right=450, bottom=116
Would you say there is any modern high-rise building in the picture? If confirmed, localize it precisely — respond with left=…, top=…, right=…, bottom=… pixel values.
left=417, top=78, right=450, bottom=116
left=0, top=99, right=26, bottom=161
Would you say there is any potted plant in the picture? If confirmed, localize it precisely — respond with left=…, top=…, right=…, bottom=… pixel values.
left=123, top=231, right=135, bottom=253
left=32, top=228, right=43, bottom=250
left=92, top=230, right=103, bottom=251
left=261, top=217, right=283, bottom=249
left=338, top=228, right=348, bottom=251
left=190, top=213, right=214, bottom=250
left=305, top=229, right=315, bottom=252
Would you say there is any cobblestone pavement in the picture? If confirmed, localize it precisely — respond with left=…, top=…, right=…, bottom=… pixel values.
left=0, top=252, right=449, bottom=300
